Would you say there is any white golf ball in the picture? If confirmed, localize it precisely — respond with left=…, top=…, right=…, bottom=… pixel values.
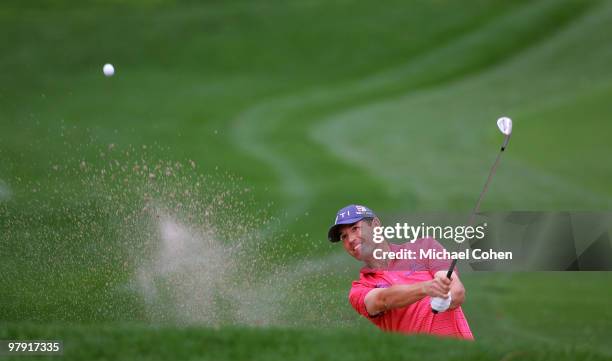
left=103, top=63, right=115, bottom=77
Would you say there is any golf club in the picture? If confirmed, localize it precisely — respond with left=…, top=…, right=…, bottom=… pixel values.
left=432, top=116, right=513, bottom=314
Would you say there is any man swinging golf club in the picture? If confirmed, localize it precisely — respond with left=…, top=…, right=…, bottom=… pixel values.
left=327, top=117, right=512, bottom=339
left=328, top=205, right=474, bottom=339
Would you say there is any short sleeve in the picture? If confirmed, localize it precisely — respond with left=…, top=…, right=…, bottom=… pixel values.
left=348, top=281, right=375, bottom=318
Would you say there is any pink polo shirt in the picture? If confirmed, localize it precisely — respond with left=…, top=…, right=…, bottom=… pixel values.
left=348, top=238, right=474, bottom=340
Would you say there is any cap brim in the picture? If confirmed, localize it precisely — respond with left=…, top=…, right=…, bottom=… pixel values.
left=327, top=217, right=367, bottom=242
left=328, top=224, right=343, bottom=242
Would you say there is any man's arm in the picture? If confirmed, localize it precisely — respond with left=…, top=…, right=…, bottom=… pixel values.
left=434, top=270, right=465, bottom=309
left=363, top=277, right=451, bottom=316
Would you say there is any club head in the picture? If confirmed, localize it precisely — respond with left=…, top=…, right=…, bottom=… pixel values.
left=497, top=117, right=512, bottom=151
left=497, top=117, right=513, bottom=136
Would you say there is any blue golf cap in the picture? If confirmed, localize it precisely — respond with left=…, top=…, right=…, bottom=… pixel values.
left=328, top=204, right=376, bottom=242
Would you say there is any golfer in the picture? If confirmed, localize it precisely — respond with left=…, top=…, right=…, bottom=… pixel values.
left=328, top=205, right=474, bottom=339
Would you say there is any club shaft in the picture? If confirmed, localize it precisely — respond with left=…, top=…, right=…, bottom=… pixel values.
left=446, top=135, right=509, bottom=278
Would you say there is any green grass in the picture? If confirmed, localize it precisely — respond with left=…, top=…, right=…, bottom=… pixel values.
left=1, top=273, right=612, bottom=360
left=0, top=321, right=609, bottom=361
left=1, top=0, right=612, bottom=359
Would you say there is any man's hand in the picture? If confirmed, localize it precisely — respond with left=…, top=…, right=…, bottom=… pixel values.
left=364, top=279, right=440, bottom=316
left=431, top=293, right=452, bottom=313
left=422, top=274, right=451, bottom=298
left=433, top=270, right=466, bottom=309
left=363, top=270, right=464, bottom=316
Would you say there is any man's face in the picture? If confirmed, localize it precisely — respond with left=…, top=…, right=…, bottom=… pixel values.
left=339, top=219, right=376, bottom=261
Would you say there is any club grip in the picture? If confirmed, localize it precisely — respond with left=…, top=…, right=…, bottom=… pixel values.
left=446, top=259, right=458, bottom=279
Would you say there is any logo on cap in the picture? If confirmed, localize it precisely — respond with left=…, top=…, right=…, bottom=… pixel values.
left=327, top=204, right=376, bottom=242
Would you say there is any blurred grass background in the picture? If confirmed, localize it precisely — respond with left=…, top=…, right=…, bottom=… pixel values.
left=1, top=0, right=612, bottom=359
